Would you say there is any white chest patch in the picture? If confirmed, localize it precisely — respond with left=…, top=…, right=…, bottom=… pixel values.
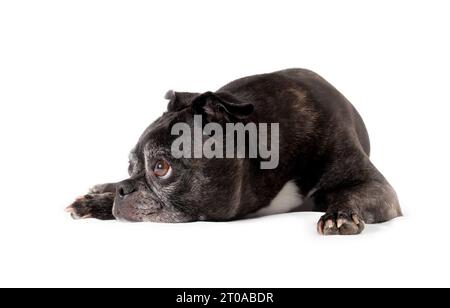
left=249, top=180, right=303, bottom=218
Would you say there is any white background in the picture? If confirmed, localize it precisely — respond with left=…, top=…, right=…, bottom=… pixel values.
left=0, top=0, right=449, bottom=288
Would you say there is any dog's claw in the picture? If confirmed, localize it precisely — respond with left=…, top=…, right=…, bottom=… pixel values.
left=325, top=219, right=334, bottom=229
left=68, top=210, right=92, bottom=220
left=352, top=214, right=360, bottom=225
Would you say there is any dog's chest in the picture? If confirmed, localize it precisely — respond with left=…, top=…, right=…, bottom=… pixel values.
left=248, top=180, right=304, bottom=218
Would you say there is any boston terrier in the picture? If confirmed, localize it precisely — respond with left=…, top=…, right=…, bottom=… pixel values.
left=66, top=68, right=402, bottom=235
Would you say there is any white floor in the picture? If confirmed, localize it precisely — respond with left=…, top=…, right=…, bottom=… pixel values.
left=0, top=191, right=448, bottom=287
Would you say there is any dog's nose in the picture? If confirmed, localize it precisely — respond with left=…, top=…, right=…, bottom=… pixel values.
left=117, top=181, right=136, bottom=198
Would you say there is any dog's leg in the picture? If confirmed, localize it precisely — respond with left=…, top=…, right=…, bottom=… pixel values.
left=89, top=182, right=117, bottom=194
left=315, top=178, right=402, bottom=235
left=66, top=183, right=118, bottom=220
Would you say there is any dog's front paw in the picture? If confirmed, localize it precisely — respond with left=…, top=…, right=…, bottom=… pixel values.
left=66, top=193, right=116, bottom=220
left=317, top=210, right=365, bottom=236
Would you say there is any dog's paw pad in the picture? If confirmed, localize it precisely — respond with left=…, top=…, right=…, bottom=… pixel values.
left=317, top=212, right=365, bottom=236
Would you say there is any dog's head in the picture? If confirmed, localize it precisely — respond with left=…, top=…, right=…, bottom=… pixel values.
left=112, top=91, right=255, bottom=222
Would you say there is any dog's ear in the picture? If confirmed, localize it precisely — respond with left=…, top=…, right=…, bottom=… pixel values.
left=165, top=90, right=200, bottom=112
left=192, top=91, right=254, bottom=122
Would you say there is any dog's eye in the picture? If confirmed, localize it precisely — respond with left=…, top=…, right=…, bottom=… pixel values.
left=153, top=160, right=172, bottom=179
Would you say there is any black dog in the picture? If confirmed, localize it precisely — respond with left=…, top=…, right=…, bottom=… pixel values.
left=66, top=69, right=402, bottom=235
